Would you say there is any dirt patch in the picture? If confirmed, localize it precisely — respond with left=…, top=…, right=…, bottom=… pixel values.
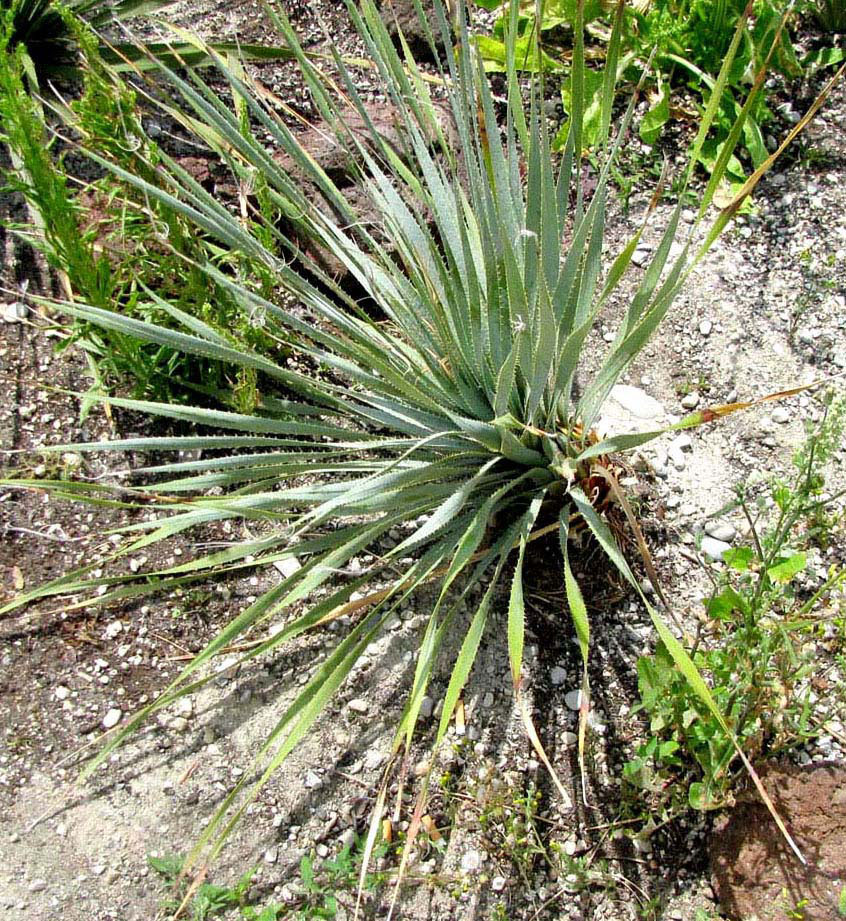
left=710, top=762, right=846, bottom=921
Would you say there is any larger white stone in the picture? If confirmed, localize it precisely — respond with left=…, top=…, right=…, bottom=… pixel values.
left=608, top=385, right=665, bottom=420
left=597, top=386, right=666, bottom=438
left=705, top=521, right=736, bottom=543
left=460, top=850, right=484, bottom=873
left=3, top=301, right=28, bottom=323
left=273, top=557, right=301, bottom=579
left=701, top=536, right=731, bottom=562
left=564, top=690, right=585, bottom=711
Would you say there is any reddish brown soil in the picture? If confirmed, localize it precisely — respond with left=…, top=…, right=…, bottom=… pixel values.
left=710, top=763, right=846, bottom=921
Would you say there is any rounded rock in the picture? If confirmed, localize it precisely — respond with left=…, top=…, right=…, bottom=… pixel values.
left=418, top=696, right=435, bottom=719
left=607, top=384, right=665, bottom=420
left=3, top=301, right=28, bottom=322
left=102, top=708, right=122, bottom=729
left=701, top=536, right=731, bottom=562
left=668, top=446, right=686, bottom=470
left=460, top=850, right=483, bottom=873
left=705, top=521, right=736, bottom=543
left=550, top=666, right=567, bottom=686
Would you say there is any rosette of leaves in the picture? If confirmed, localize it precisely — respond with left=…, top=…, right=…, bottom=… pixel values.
left=4, top=0, right=838, bottom=883
left=2, top=0, right=77, bottom=76
left=0, top=0, right=182, bottom=84
left=810, top=0, right=846, bottom=31
left=1, top=0, right=301, bottom=89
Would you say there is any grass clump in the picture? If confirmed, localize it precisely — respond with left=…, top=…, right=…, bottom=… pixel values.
left=1, top=0, right=300, bottom=91
left=0, top=9, right=282, bottom=402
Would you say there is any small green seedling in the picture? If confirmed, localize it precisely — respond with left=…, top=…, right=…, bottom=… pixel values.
left=624, top=392, right=845, bottom=817
left=148, top=854, right=282, bottom=920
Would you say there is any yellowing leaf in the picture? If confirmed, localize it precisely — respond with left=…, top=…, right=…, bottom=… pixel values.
left=455, top=698, right=465, bottom=734
left=420, top=815, right=442, bottom=842
left=767, top=552, right=807, bottom=584
left=712, top=179, right=741, bottom=210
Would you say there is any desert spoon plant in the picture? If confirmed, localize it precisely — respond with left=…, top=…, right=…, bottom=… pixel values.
left=4, top=0, right=843, bottom=891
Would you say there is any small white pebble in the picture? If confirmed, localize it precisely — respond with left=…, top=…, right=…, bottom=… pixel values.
left=102, top=708, right=122, bottom=729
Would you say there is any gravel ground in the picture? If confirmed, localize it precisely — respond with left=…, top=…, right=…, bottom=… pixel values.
left=1, top=3, right=845, bottom=919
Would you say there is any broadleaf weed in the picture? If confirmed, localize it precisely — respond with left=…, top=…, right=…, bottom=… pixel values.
left=148, top=841, right=389, bottom=921
left=148, top=853, right=278, bottom=921
left=623, top=392, right=846, bottom=818
left=474, top=0, right=816, bottom=172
